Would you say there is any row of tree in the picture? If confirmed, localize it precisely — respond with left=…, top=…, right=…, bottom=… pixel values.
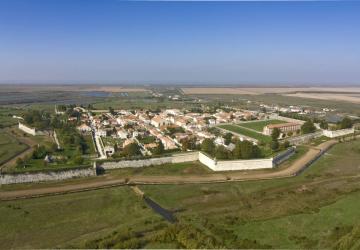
left=201, top=138, right=261, bottom=160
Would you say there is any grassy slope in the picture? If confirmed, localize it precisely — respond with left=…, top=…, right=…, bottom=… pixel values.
left=0, top=131, right=28, bottom=165
left=108, top=161, right=212, bottom=177
left=0, top=187, right=160, bottom=249
left=238, top=119, right=285, bottom=132
left=0, top=140, right=360, bottom=248
left=218, top=124, right=272, bottom=143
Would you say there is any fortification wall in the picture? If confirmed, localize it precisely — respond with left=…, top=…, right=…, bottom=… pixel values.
left=270, top=114, right=305, bottom=124
left=198, top=152, right=273, bottom=171
left=100, top=152, right=199, bottom=170
left=18, top=122, right=36, bottom=136
left=0, top=168, right=95, bottom=185
left=323, top=128, right=355, bottom=138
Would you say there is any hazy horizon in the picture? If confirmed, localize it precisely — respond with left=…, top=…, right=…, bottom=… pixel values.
left=1, top=0, right=360, bottom=85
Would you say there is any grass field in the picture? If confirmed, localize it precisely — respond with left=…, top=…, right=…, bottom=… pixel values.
left=1, top=140, right=360, bottom=248
left=218, top=124, right=272, bottom=143
left=238, top=119, right=285, bottom=132
left=0, top=131, right=28, bottom=166
left=83, top=134, right=96, bottom=155
left=108, top=161, right=212, bottom=177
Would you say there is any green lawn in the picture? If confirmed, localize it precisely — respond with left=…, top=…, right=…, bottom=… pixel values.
left=237, top=119, right=285, bottom=132
left=218, top=124, right=272, bottom=143
left=0, top=187, right=160, bottom=249
left=0, top=131, right=28, bottom=165
left=0, top=107, right=23, bottom=128
left=1, top=140, right=360, bottom=248
left=83, top=134, right=96, bottom=155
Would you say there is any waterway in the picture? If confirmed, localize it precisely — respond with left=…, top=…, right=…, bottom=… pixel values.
left=143, top=196, right=177, bottom=223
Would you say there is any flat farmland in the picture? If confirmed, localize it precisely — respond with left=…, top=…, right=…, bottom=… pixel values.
left=283, top=92, right=360, bottom=104
left=238, top=119, right=285, bottom=132
left=182, top=87, right=360, bottom=95
left=218, top=124, right=271, bottom=143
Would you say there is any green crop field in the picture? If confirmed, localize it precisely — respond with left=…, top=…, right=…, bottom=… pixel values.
left=0, top=131, right=28, bottom=166
left=218, top=124, right=272, bottom=143
left=1, top=139, right=360, bottom=248
left=238, top=119, right=285, bottom=132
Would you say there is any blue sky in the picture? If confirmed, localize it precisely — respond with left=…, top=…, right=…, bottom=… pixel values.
left=0, top=0, right=359, bottom=85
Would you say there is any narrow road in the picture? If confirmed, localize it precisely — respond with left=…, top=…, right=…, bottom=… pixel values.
left=0, top=140, right=337, bottom=200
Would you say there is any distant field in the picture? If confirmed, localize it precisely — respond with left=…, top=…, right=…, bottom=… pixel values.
left=283, top=92, right=360, bottom=104
left=238, top=119, right=285, bottom=132
left=182, top=87, right=360, bottom=95
left=0, top=131, right=28, bottom=166
left=0, top=84, right=149, bottom=93
left=218, top=124, right=272, bottom=143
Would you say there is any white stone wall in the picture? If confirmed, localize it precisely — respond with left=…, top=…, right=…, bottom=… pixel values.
left=18, top=122, right=36, bottom=136
left=270, top=114, right=305, bottom=125
left=0, top=168, right=95, bottom=185
left=199, top=152, right=273, bottom=171
left=216, top=158, right=273, bottom=171
left=103, top=150, right=294, bottom=172
left=101, top=152, right=199, bottom=170
left=323, top=128, right=355, bottom=138
left=198, top=152, right=217, bottom=169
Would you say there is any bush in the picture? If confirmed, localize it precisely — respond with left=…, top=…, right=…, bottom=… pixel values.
left=32, top=145, right=47, bottom=159
left=73, top=156, right=84, bottom=165
left=301, top=121, right=316, bottom=134
left=201, top=139, right=215, bottom=156
left=122, top=143, right=141, bottom=157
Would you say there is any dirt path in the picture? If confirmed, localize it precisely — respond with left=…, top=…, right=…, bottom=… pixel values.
left=0, top=140, right=337, bottom=200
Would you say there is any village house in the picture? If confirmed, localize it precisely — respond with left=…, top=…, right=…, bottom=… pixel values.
left=151, top=115, right=169, bottom=128
left=159, top=135, right=177, bottom=150
left=116, top=128, right=128, bottom=139
left=77, top=123, right=92, bottom=133
left=96, top=129, right=107, bottom=137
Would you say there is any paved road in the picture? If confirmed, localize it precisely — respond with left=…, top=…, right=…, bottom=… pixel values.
left=0, top=140, right=337, bottom=200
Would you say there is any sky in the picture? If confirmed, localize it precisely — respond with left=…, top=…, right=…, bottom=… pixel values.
left=0, top=0, right=360, bottom=85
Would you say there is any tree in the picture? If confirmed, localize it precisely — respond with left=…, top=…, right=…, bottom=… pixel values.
left=215, top=145, right=229, bottom=160
left=152, top=141, right=164, bottom=155
left=233, top=142, right=242, bottom=159
left=201, top=139, right=215, bottom=155
left=271, top=128, right=281, bottom=140
left=283, top=140, right=290, bottom=148
left=109, top=106, right=115, bottom=115
left=181, top=137, right=197, bottom=151
left=301, top=121, right=316, bottom=134
left=340, top=117, right=353, bottom=129
left=122, top=143, right=141, bottom=157
left=320, top=120, right=328, bottom=129
left=240, top=140, right=257, bottom=159
left=223, top=133, right=233, bottom=145
left=73, top=155, right=84, bottom=165
left=271, top=140, right=279, bottom=151
left=32, top=145, right=47, bottom=159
